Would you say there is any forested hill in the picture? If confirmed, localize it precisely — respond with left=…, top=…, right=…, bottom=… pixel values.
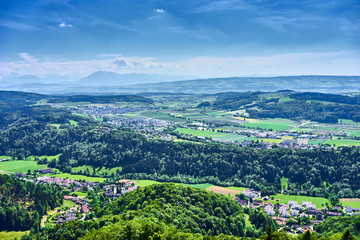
left=0, top=174, right=63, bottom=231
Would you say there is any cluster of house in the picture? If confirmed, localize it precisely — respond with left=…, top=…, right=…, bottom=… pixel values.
left=56, top=195, right=89, bottom=224
left=35, top=176, right=98, bottom=191
left=234, top=189, right=360, bottom=234
left=103, top=179, right=139, bottom=198
left=72, top=105, right=149, bottom=115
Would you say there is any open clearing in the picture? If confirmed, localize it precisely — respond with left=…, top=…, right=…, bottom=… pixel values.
left=0, top=231, right=29, bottom=240
left=206, top=186, right=240, bottom=195
left=340, top=199, right=360, bottom=209
left=243, top=119, right=294, bottom=131
left=325, top=139, right=360, bottom=146
left=48, top=173, right=107, bottom=183
left=0, top=160, right=47, bottom=173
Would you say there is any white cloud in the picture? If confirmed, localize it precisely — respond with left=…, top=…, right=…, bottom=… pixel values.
left=58, top=22, right=73, bottom=28
left=0, top=51, right=359, bottom=80
left=156, top=9, right=165, bottom=13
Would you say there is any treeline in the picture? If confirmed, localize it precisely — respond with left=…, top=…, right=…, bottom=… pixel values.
left=23, top=184, right=276, bottom=239
left=47, top=94, right=154, bottom=104
left=248, top=100, right=360, bottom=123
left=0, top=174, right=63, bottom=231
left=290, top=92, right=360, bottom=105
left=1, top=113, right=359, bottom=197
left=314, top=215, right=360, bottom=237
left=212, top=92, right=263, bottom=110
left=21, top=184, right=359, bottom=240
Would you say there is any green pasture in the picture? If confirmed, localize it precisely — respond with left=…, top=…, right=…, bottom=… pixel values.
left=141, top=112, right=185, bottom=122
left=0, top=230, right=29, bottom=240
left=261, top=139, right=283, bottom=143
left=176, top=128, right=225, bottom=138
left=308, top=139, right=327, bottom=145
left=72, top=165, right=122, bottom=176
left=0, top=160, right=47, bottom=173
left=226, top=186, right=246, bottom=192
left=62, top=200, right=76, bottom=209
left=183, top=183, right=214, bottom=189
left=48, top=173, right=107, bottom=183
left=269, top=194, right=329, bottom=209
left=325, top=139, right=360, bottom=146
left=243, top=119, right=294, bottom=131
left=340, top=200, right=360, bottom=209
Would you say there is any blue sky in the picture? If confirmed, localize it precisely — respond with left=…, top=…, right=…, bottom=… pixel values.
left=0, top=0, right=359, bottom=79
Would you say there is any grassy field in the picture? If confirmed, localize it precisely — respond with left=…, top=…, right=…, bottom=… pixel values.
left=0, top=160, right=47, bottom=173
left=182, top=183, right=213, bottom=189
left=73, top=191, right=88, bottom=197
left=243, top=119, right=294, bottom=131
left=226, top=186, right=246, bottom=192
left=308, top=139, right=327, bottom=145
left=269, top=194, right=329, bottom=209
left=62, top=200, right=76, bottom=209
left=176, top=128, right=257, bottom=142
left=72, top=165, right=122, bottom=176
left=141, top=112, right=186, bottom=122
left=206, top=186, right=240, bottom=195
left=325, top=139, right=360, bottom=146
left=48, top=173, right=107, bottom=183
left=261, top=139, right=283, bottom=143
left=135, top=179, right=161, bottom=187
left=0, top=231, right=29, bottom=240
left=340, top=199, right=360, bottom=209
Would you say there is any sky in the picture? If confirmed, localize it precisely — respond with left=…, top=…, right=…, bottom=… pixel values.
left=0, top=0, right=360, bottom=80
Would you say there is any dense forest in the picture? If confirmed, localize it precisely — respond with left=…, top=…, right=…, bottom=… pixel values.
left=248, top=100, right=360, bottom=123
left=289, top=92, right=360, bottom=105
left=22, top=184, right=359, bottom=240
left=209, top=91, right=360, bottom=123
left=314, top=215, right=360, bottom=237
left=0, top=174, right=63, bottom=231
left=23, top=184, right=275, bottom=239
left=0, top=109, right=359, bottom=198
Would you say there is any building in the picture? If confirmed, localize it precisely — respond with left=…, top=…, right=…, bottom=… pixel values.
left=37, top=168, right=54, bottom=174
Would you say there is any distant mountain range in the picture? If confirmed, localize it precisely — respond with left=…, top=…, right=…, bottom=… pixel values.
left=1, top=73, right=360, bottom=95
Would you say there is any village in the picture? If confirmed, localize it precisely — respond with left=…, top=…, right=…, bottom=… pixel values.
left=14, top=171, right=140, bottom=225
left=235, top=189, right=360, bottom=234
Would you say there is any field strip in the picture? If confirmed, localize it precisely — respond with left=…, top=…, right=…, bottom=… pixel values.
left=206, top=186, right=240, bottom=195
left=340, top=198, right=360, bottom=202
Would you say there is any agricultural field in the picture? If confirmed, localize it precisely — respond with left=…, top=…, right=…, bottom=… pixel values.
left=242, top=119, right=295, bottom=131
left=72, top=165, right=122, bottom=176
left=141, top=111, right=186, bottom=122
left=308, top=139, right=328, bottom=145
left=340, top=199, right=360, bottom=209
left=0, top=230, right=29, bottom=240
left=261, top=138, right=283, bottom=143
left=269, top=194, right=330, bottom=209
left=325, top=139, right=360, bottom=146
left=62, top=200, right=76, bottom=209
left=0, top=160, right=48, bottom=173
left=226, top=186, right=246, bottom=192
left=47, top=173, right=107, bottom=183
left=176, top=128, right=257, bottom=142
left=206, top=186, right=240, bottom=195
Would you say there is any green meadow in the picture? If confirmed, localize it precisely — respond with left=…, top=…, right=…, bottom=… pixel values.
left=0, top=230, right=29, bottom=240
left=0, top=160, right=47, bottom=173
left=243, top=119, right=294, bottom=131
left=325, top=139, right=360, bottom=146
left=47, top=173, right=107, bottom=183
left=340, top=200, right=360, bottom=209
